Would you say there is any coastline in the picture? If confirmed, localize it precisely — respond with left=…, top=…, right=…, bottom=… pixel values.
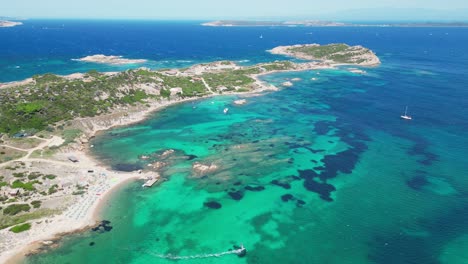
left=0, top=79, right=277, bottom=264
left=0, top=44, right=380, bottom=263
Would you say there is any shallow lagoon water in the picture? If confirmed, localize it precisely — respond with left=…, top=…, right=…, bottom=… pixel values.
left=18, top=23, right=468, bottom=263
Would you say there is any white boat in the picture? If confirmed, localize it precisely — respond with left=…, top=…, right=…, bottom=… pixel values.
left=223, top=108, right=229, bottom=114
left=400, top=106, right=412, bottom=120
left=259, top=34, right=263, bottom=39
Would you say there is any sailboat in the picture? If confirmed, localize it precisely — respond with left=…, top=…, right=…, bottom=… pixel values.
left=259, top=34, right=263, bottom=39
left=400, top=106, right=412, bottom=120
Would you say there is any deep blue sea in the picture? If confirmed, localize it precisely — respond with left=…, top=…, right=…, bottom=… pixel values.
left=3, top=20, right=468, bottom=264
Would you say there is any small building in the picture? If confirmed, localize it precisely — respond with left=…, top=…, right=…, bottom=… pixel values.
left=6, top=188, right=20, bottom=197
left=68, top=156, right=79, bottom=163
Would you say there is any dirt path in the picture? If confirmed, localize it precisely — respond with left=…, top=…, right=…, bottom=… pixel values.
left=201, top=77, right=215, bottom=94
left=0, top=136, right=65, bottom=167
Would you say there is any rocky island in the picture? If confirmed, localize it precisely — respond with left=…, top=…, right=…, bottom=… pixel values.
left=0, top=20, right=23, bottom=28
left=269, top=43, right=381, bottom=66
left=0, top=43, right=380, bottom=263
left=73, top=55, right=148, bottom=65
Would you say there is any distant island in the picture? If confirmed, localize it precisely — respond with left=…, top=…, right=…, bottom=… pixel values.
left=202, top=20, right=347, bottom=27
left=202, top=20, right=468, bottom=27
left=0, top=20, right=23, bottom=28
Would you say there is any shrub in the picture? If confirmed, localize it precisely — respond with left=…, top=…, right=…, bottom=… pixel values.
left=3, top=204, right=31, bottom=215
left=10, top=223, right=31, bottom=233
left=43, top=174, right=57, bottom=180
left=31, top=200, right=42, bottom=208
left=11, top=180, right=37, bottom=191
left=48, top=184, right=58, bottom=195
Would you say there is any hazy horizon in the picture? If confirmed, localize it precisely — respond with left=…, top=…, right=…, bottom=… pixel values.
left=2, top=0, right=468, bottom=21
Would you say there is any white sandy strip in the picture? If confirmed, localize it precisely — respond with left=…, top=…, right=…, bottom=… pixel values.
left=0, top=151, right=146, bottom=264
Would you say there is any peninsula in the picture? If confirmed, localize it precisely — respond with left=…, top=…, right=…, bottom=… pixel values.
left=0, top=43, right=379, bottom=263
left=0, top=20, right=23, bottom=28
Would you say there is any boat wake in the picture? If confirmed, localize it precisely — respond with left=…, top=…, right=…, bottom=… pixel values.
left=148, top=245, right=246, bottom=260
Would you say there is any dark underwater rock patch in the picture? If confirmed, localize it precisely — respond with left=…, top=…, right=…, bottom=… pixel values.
left=409, top=142, right=438, bottom=165
left=89, top=242, right=95, bottom=246
left=245, top=185, right=265, bottom=192
left=406, top=175, right=429, bottom=190
left=298, top=169, right=336, bottom=202
left=186, top=154, right=198, bottom=160
left=271, top=180, right=291, bottom=189
left=113, top=163, right=143, bottom=172
left=92, top=220, right=113, bottom=233
left=204, top=201, right=222, bottom=209
left=311, top=149, right=325, bottom=153
left=228, top=191, right=244, bottom=201
left=281, top=194, right=294, bottom=202
left=303, top=179, right=336, bottom=202
left=314, top=121, right=333, bottom=135
left=296, top=199, right=306, bottom=207
left=319, top=148, right=361, bottom=181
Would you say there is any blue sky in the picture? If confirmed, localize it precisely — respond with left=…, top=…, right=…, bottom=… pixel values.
left=2, top=0, right=468, bottom=20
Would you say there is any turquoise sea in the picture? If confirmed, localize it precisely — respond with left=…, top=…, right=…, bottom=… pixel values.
left=4, top=20, right=467, bottom=263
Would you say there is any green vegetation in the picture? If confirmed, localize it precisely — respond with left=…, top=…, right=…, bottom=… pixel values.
left=291, top=44, right=349, bottom=58
left=0, top=208, right=57, bottom=230
left=289, top=44, right=371, bottom=64
left=0, top=60, right=315, bottom=136
left=62, top=129, right=82, bottom=145
left=0, top=71, right=158, bottom=135
left=43, top=174, right=57, bottom=180
left=13, top=172, right=26, bottom=178
left=9, top=223, right=31, bottom=233
left=155, top=73, right=207, bottom=97
left=31, top=200, right=42, bottom=208
left=48, top=184, right=58, bottom=195
left=11, top=180, right=39, bottom=191
left=203, top=70, right=255, bottom=92
left=3, top=203, right=31, bottom=215
left=260, top=61, right=295, bottom=71
left=0, top=147, right=26, bottom=163
left=0, top=181, right=7, bottom=188
left=7, top=137, right=43, bottom=149
left=28, top=172, right=43, bottom=180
